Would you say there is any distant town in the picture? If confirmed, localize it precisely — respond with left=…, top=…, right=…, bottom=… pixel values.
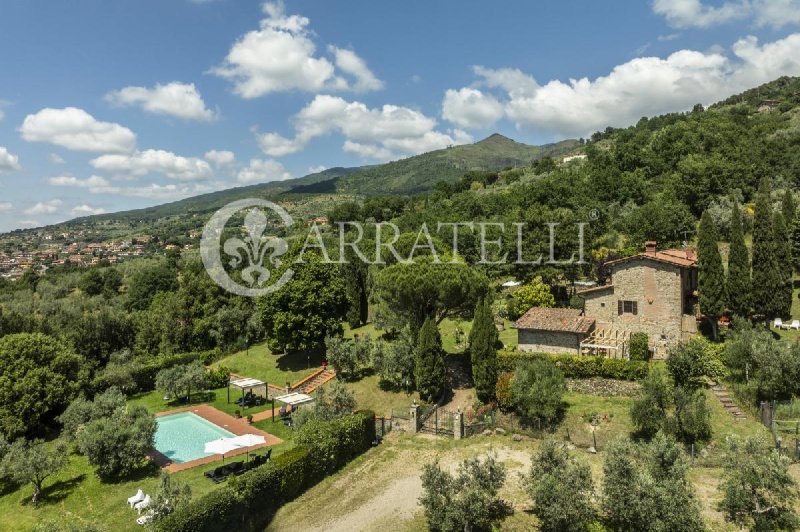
left=0, top=228, right=202, bottom=280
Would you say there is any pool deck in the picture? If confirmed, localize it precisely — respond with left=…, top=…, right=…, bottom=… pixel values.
left=149, top=404, right=283, bottom=473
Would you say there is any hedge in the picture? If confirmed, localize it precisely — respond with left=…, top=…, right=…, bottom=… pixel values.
left=156, top=410, right=376, bottom=532
left=497, top=351, right=648, bottom=381
left=92, top=352, right=201, bottom=393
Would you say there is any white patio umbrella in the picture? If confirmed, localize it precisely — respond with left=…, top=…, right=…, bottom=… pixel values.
left=204, top=437, right=243, bottom=462
left=227, top=434, right=266, bottom=462
left=227, top=434, right=266, bottom=447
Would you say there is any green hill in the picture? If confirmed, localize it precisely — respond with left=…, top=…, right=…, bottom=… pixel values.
left=333, top=134, right=578, bottom=195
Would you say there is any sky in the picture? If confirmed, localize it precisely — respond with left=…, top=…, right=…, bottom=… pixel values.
left=2, top=0, right=800, bottom=232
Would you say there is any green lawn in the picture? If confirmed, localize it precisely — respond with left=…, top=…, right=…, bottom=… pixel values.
left=341, top=374, right=420, bottom=418
left=0, top=419, right=294, bottom=532
left=0, top=343, right=312, bottom=532
left=210, top=342, right=322, bottom=387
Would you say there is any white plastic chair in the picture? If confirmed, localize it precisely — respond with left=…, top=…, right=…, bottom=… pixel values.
left=134, top=495, right=151, bottom=514
left=774, top=318, right=784, bottom=329
left=791, top=320, right=800, bottom=330
left=127, top=489, right=144, bottom=508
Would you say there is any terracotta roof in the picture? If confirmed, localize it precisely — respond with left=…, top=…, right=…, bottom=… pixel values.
left=606, top=248, right=696, bottom=268
left=576, top=283, right=614, bottom=295
left=513, top=307, right=595, bottom=334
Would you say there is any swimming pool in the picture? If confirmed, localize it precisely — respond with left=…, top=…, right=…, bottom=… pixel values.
left=154, top=412, right=236, bottom=464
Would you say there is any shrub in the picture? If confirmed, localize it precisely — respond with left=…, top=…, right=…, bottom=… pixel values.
left=510, top=357, right=565, bottom=426
left=93, top=352, right=201, bottom=394
left=497, top=351, right=648, bottom=381
left=157, top=411, right=375, bottom=532
left=495, top=372, right=514, bottom=411
left=206, top=366, right=230, bottom=389
left=507, top=276, right=555, bottom=320
left=629, top=333, right=650, bottom=361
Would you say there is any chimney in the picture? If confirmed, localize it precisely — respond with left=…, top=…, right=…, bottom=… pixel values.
left=645, top=241, right=657, bottom=255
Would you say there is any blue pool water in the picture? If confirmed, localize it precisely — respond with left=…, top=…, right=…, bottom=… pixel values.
left=154, top=412, right=236, bottom=464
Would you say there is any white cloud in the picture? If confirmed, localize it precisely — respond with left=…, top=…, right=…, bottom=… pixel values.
left=0, top=202, right=12, bottom=213
left=211, top=1, right=381, bottom=98
left=204, top=149, right=236, bottom=167
left=330, top=46, right=384, bottom=92
left=237, top=158, right=291, bottom=183
left=90, top=149, right=213, bottom=181
left=0, top=147, right=21, bottom=174
left=652, top=0, right=747, bottom=29
left=442, top=33, right=800, bottom=137
left=49, top=173, right=210, bottom=200
left=752, top=0, right=800, bottom=28
left=48, top=174, right=111, bottom=189
left=308, top=165, right=327, bottom=173
left=258, top=94, right=472, bottom=161
left=652, top=0, right=800, bottom=29
left=25, top=199, right=62, bottom=215
left=105, top=82, right=216, bottom=121
left=258, top=132, right=305, bottom=156
left=49, top=153, right=66, bottom=164
left=20, top=107, right=136, bottom=153
left=71, top=204, right=106, bottom=216
left=442, top=88, right=505, bottom=129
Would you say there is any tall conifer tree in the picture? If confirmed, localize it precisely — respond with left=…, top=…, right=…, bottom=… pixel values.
left=727, top=201, right=751, bottom=317
left=469, top=296, right=498, bottom=403
left=773, top=211, right=793, bottom=318
left=782, top=190, right=796, bottom=229
left=698, top=210, right=726, bottom=339
left=752, top=178, right=782, bottom=320
left=415, top=317, right=448, bottom=402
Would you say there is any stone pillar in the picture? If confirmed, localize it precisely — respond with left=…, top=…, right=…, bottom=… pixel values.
left=410, top=401, right=421, bottom=433
left=453, top=409, right=463, bottom=440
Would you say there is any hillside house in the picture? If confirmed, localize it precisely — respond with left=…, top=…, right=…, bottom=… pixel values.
left=758, top=99, right=781, bottom=113
left=514, top=242, right=698, bottom=359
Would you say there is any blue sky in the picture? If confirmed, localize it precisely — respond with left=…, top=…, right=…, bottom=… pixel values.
left=2, top=0, right=800, bottom=232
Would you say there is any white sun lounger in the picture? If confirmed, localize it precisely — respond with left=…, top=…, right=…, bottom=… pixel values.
left=134, top=494, right=152, bottom=514
left=127, top=489, right=144, bottom=508
left=774, top=318, right=785, bottom=329
left=791, top=320, right=800, bottom=330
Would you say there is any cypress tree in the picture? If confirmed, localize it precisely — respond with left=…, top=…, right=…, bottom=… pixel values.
left=415, top=317, right=447, bottom=402
left=751, top=178, right=782, bottom=320
left=698, top=210, right=726, bottom=339
left=469, top=296, right=498, bottom=403
left=727, top=201, right=751, bottom=318
left=793, top=209, right=800, bottom=274
left=773, top=211, right=793, bottom=318
left=782, top=190, right=796, bottom=228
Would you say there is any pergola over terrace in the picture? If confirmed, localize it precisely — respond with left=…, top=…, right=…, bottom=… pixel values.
left=274, top=392, right=315, bottom=409
left=227, top=376, right=267, bottom=404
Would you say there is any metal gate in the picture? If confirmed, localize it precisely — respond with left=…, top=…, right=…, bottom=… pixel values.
left=420, top=407, right=455, bottom=438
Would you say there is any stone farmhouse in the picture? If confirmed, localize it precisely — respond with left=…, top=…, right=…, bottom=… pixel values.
left=514, top=242, right=698, bottom=359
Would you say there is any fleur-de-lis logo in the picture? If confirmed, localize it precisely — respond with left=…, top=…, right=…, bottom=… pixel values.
left=201, top=199, right=294, bottom=297
left=223, top=209, right=288, bottom=288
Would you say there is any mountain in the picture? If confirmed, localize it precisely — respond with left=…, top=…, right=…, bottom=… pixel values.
left=332, top=134, right=578, bottom=195
left=57, top=134, right=578, bottom=227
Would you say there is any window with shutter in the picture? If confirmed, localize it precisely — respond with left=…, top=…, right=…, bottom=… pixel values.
left=618, top=300, right=623, bottom=315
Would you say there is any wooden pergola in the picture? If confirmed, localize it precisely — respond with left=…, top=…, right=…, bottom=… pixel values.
left=580, top=329, right=629, bottom=359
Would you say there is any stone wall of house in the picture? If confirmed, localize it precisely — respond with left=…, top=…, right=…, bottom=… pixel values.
left=583, top=259, right=686, bottom=351
left=517, top=329, right=582, bottom=354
